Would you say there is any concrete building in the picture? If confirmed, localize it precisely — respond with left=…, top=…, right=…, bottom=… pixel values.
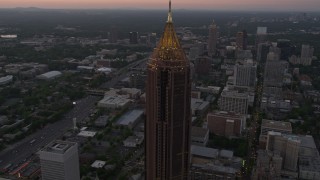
left=123, top=135, right=144, bottom=148
left=261, top=119, right=292, bottom=136
left=39, top=140, right=80, bottom=180
left=263, top=53, right=288, bottom=90
left=97, top=96, right=130, bottom=109
left=129, top=32, right=139, bottom=44
left=259, top=119, right=292, bottom=148
left=218, top=89, right=249, bottom=115
left=254, top=150, right=283, bottom=179
left=194, top=56, right=212, bottom=76
left=299, top=156, right=320, bottom=180
left=299, top=135, right=319, bottom=157
left=36, top=71, right=62, bottom=80
left=116, top=109, right=144, bottom=129
left=208, top=20, right=218, bottom=56
left=255, top=27, right=267, bottom=48
left=266, top=132, right=300, bottom=171
left=0, top=75, right=13, bottom=85
left=207, top=111, right=246, bottom=137
left=191, top=98, right=210, bottom=116
left=236, top=31, right=244, bottom=50
left=257, top=43, right=270, bottom=62
left=300, top=44, right=314, bottom=66
left=190, top=145, right=241, bottom=179
left=233, top=59, right=257, bottom=88
left=191, top=126, right=209, bottom=146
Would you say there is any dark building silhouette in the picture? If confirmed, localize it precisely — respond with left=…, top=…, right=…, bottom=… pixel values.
left=207, top=20, right=218, bottom=56
left=277, top=39, right=296, bottom=61
left=194, top=55, right=212, bottom=76
left=109, top=26, right=118, bottom=43
left=145, top=0, right=191, bottom=179
left=129, top=31, right=139, bottom=44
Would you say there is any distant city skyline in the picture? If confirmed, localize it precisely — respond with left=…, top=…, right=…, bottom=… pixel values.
left=1, top=0, right=320, bottom=11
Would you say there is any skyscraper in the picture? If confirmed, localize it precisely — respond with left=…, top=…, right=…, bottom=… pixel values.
left=255, top=27, right=267, bottom=48
left=39, top=140, right=80, bottom=180
left=233, top=59, right=257, bottom=88
left=236, top=30, right=248, bottom=50
left=129, top=31, right=139, bottom=44
left=145, top=0, right=191, bottom=179
left=208, top=20, right=218, bottom=56
left=300, top=44, right=314, bottom=66
left=236, top=32, right=244, bottom=50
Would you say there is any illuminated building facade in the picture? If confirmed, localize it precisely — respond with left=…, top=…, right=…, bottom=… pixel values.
left=145, top=0, right=191, bottom=179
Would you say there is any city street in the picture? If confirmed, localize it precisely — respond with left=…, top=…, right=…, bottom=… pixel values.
left=0, top=96, right=100, bottom=171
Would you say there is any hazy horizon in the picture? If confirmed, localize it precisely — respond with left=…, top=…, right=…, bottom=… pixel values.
left=1, top=0, right=320, bottom=12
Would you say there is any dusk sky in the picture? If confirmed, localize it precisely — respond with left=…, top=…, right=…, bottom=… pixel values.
left=1, top=0, right=320, bottom=11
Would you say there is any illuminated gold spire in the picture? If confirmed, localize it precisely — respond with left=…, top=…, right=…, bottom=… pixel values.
left=167, top=0, right=173, bottom=23
left=150, top=0, right=188, bottom=64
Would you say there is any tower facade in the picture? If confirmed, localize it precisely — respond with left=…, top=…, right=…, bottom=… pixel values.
left=208, top=20, right=218, bottom=56
left=40, top=140, right=80, bottom=180
left=145, top=1, right=191, bottom=179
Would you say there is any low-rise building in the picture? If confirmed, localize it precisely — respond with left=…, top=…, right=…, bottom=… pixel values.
left=97, top=96, right=130, bottom=109
left=91, top=160, right=106, bottom=169
left=94, top=116, right=110, bottom=127
left=116, top=110, right=144, bottom=129
left=191, top=98, right=210, bottom=116
left=191, top=126, right=209, bottom=147
left=37, top=71, right=62, bottom=80
left=0, top=75, right=13, bottom=85
left=259, top=119, right=292, bottom=149
left=299, top=156, right=320, bottom=180
left=123, top=135, right=144, bottom=148
left=207, top=111, right=246, bottom=137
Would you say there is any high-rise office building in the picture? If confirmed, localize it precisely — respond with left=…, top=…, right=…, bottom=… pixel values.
left=257, top=43, right=270, bottom=62
left=147, top=33, right=157, bottom=47
left=255, top=27, right=267, bottom=48
left=218, top=89, right=249, bottom=115
left=233, top=59, right=257, bottom=88
left=236, top=32, right=244, bottom=50
left=145, top=1, right=191, bottom=179
left=300, top=44, right=314, bottom=66
left=39, top=140, right=80, bottom=180
left=129, top=31, right=139, bottom=44
left=277, top=39, right=296, bottom=61
left=109, top=26, right=118, bottom=43
left=263, top=52, right=288, bottom=97
left=266, top=132, right=300, bottom=171
left=208, top=20, right=218, bottom=56
left=236, top=30, right=247, bottom=50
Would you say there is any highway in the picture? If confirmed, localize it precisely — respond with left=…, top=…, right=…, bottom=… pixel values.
left=0, top=57, right=148, bottom=172
left=0, top=96, right=100, bottom=171
left=100, top=58, right=147, bottom=89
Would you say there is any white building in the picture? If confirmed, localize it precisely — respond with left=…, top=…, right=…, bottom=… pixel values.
left=0, top=75, right=13, bottom=85
left=39, top=140, right=80, bottom=180
left=233, top=59, right=257, bottom=88
left=97, top=96, right=130, bottom=109
left=300, top=44, right=314, bottom=66
left=116, top=109, right=144, bottom=129
left=218, top=89, right=249, bottom=114
left=37, top=71, right=62, bottom=80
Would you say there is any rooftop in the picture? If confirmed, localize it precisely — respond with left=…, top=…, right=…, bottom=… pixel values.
left=261, top=119, right=292, bottom=131
left=116, top=109, right=144, bottom=126
left=191, top=145, right=219, bottom=159
left=299, top=135, right=317, bottom=149
left=91, top=160, right=106, bottom=168
left=41, top=140, right=76, bottom=154
left=37, top=71, right=62, bottom=79
left=191, top=126, right=208, bottom=138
